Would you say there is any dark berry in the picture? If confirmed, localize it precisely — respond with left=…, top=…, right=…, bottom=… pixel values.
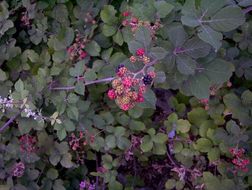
left=116, top=64, right=125, bottom=73
left=143, top=75, right=153, bottom=85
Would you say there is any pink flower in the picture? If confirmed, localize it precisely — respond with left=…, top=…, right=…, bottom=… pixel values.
left=107, top=89, right=117, bottom=100
left=136, top=48, right=145, bottom=56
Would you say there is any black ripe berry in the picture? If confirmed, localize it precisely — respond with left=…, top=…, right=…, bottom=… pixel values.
left=143, top=75, right=153, bottom=85
left=116, top=64, right=125, bottom=73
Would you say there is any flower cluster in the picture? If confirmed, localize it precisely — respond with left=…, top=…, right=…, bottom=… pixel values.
left=23, top=106, right=43, bottom=121
left=79, top=180, right=95, bottom=190
left=0, top=95, right=15, bottom=112
left=230, top=147, right=250, bottom=172
left=67, top=33, right=88, bottom=61
left=12, top=162, right=25, bottom=178
left=122, top=11, right=162, bottom=38
left=107, top=63, right=156, bottom=111
left=19, top=134, right=37, bottom=153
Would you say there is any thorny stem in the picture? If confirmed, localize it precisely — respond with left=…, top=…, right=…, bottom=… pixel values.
left=51, top=59, right=159, bottom=91
left=0, top=112, right=20, bottom=132
left=50, top=77, right=115, bottom=91
left=133, top=59, right=158, bottom=78
left=243, top=6, right=252, bottom=14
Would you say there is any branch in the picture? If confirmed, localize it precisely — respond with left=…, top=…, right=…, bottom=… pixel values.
left=133, top=59, right=158, bottom=77
left=0, top=112, right=20, bottom=133
left=50, top=77, right=115, bottom=91
left=243, top=6, right=252, bottom=14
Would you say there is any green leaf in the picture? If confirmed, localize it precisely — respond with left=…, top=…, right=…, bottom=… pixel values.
left=129, top=120, right=146, bottom=131
left=15, top=79, right=24, bottom=92
left=113, top=31, right=123, bottom=46
left=176, top=119, right=191, bottom=133
left=241, top=90, right=252, bottom=105
left=57, top=129, right=66, bottom=141
left=85, top=41, right=101, bottom=56
left=150, top=47, right=168, bottom=60
left=128, top=40, right=143, bottom=55
left=167, top=24, right=188, bottom=47
left=84, top=70, right=97, bottom=81
left=60, top=153, right=73, bottom=168
left=198, top=25, right=223, bottom=50
left=195, top=138, right=213, bottom=152
left=46, top=168, right=59, bottom=180
left=140, top=135, right=153, bottom=152
left=135, top=27, right=152, bottom=49
left=208, top=148, right=220, bottom=161
left=204, top=59, right=235, bottom=84
left=188, top=107, right=209, bottom=126
left=209, top=6, right=245, bottom=32
left=75, top=82, right=85, bottom=95
left=0, top=69, right=7, bottom=81
left=100, top=5, right=117, bottom=24
left=152, top=133, right=168, bottom=144
left=63, top=119, right=75, bottom=132
left=176, top=55, right=197, bottom=75
left=67, top=106, right=79, bottom=121
left=102, top=24, right=117, bottom=37
left=203, top=172, right=221, bottom=190
left=117, top=137, right=131, bottom=150
left=154, top=1, right=174, bottom=18
left=139, top=88, right=157, bottom=109
left=200, top=0, right=227, bottom=17
left=105, top=135, right=116, bottom=149
left=183, top=37, right=211, bottom=58
left=165, top=179, right=176, bottom=189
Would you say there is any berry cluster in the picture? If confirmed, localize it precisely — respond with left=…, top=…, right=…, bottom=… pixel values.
left=121, top=11, right=162, bottom=38
left=229, top=147, right=250, bottom=172
left=107, top=64, right=155, bottom=111
left=12, top=162, right=25, bottom=178
left=67, top=33, right=88, bottom=61
left=130, top=48, right=151, bottom=64
left=69, top=131, right=95, bottom=164
left=199, top=98, right=209, bottom=110
left=19, top=134, right=37, bottom=153
left=20, top=11, right=31, bottom=27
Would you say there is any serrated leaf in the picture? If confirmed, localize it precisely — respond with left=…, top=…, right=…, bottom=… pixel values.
left=135, top=27, right=152, bottom=49
left=85, top=41, right=101, bottom=56
left=102, top=24, right=117, bottom=37
left=113, top=31, right=123, bottom=46
left=183, top=37, right=211, bottom=58
left=198, top=25, right=223, bottom=50
left=176, top=55, right=197, bottom=75
left=140, top=135, right=153, bottom=152
left=209, top=6, right=245, bottom=32
left=100, top=5, right=117, bottom=24
left=154, top=1, right=174, bottom=18
left=150, top=47, right=168, bottom=60
left=176, top=119, right=191, bottom=133
left=195, top=138, right=213, bottom=152
left=0, top=69, right=7, bottom=81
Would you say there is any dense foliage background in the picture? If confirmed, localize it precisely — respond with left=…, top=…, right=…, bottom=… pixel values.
left=0, top=0, right=252, bottom=189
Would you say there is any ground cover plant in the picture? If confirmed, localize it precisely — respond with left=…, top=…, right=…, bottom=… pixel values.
left=0, top=0, right=252, bottom=189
